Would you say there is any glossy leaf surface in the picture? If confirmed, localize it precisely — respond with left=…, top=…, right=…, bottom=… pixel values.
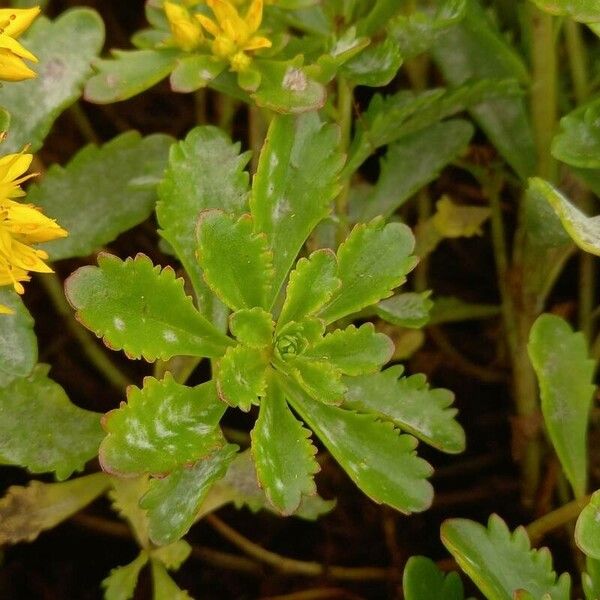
left=403, top=555, right=465, bottom=600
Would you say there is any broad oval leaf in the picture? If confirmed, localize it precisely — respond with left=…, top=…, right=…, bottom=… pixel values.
left=99, top=375, right=226, bottom=476
left=552, top=100, right=600, bottom=169
left=531, top=0, right=600, bottom=22
left=403, top=555, right=465, bottom=600
left=170, top=54, right=226, bottom=93
left=344, top=366, right=465, bottom=454
left=278, top=249, right=340, bottom=327
left=441, top=515, right=571, bottom=600
left=284, top=374, right=434, bottom=514
left=197, top=210, right=274, bottom=311
left=102, top=552, right=149, bottom=600
left=28, top=132, right=173, bottom=261
left=0, top=366, right=103, bottom=479
left=529, top=314, right=595, bottom=497
left=0, top=473, right=109, bottom=545
left=65, top=253, right=232, bottom=361
left=306, top=323, right=394, bottom=376
left=251, top=374, right=319, bottom=514
left=251, top=112, right=344, bottom=304
left=0, top=289, right=37, bottom=387
left=375, top=291, right=433, bottom=329
left=342, top=37, right=403, bottom=87
left=157, top=126, right=250, bottom=318
left=1, top=8, right=105, bottom=153
left=141, top=445, right=237, bottom=546
left=319, top=218, right=417, bottom=324
left=85, top=49, right=179, bottom=104
left=576, top=490, right=600, bottom=559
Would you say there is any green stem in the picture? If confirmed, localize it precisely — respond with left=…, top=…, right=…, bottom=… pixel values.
left=335, top=77, right=353, bottom=244
left=39, top=273, right=131, bottom=391
left=69, top=103, right=100, bottom=145
left=526, top=494, right=590, bottom=543
left=565, top=20, right=590, bottom=104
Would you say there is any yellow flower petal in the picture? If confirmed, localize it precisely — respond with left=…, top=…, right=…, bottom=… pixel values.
left=195, top=13, right=221, bottom=38
left=164, top=1, right=203, bottom=51
left=245, top=0, right=263, bottom=35
left=0, top=7, right=40, bottom=38
left=0, top=32, right=37, bottom=62
left=207, top=0, right=245, bottom=30
left=0, top=303, right=14, bottom=315
left=243, top=35, right=271, bottom=51
left=0, top=47, right=36, bottom=81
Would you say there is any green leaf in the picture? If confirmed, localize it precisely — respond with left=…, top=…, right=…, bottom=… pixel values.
left=532, top=176, right=600, bottom=255
left=403, top=555, right=465, bottom=600
left=355, top=120, right=474, bottom=222
left=197, top=210, right=274, bottom=311
left=170, top=54, right=226, bottom=93
left=344, top=366, right=465, bottom=454
left=141, top=445, right=237, bottom=546
left=341, top=37, right=402, bottom=87
left=28, top=132, right=173, bottom=261
left=216, top=345, right=269, bottom=411
left=151, top=561, right=192, bottom=600
left=102, top=552, right=149, bottom=600
left=278, top=249, right=340, bottom=327
left=428, top=296, right=501, bottom=325
left=65, top=253, right=232, bottom=361
left=319, top=218, right=417, bottom=324
left=284, top=375, right=434, bottom=514
left=151, top=540, right=191, bottom=570
left=229, top=308, right=274, bottom=348
left=251, top=112, right=344, bottom=303
left=306, top=323, right=394, bottom=376
left=251, top=374, right=318, bottom=514
left=375, top=292, right=433, bottom=329
left=441, top=515, right=572, bottom=600
left=0, top=366, right=103, bottom=479
left=99, top=375, right=225, bottom=476
left=0, top=289, right=37, bottom=387
left=390, top=0, right=467, bottom=59
left=287, top=357, right=346, bottom=404
left=0, top=473, right=109, bottom=545
left=109, top=476, right=150, bottom=548
left=157, top=126, right=250, bottom=322
left=431, top=0, right=535, bottom=180
left=1, top=8, right=105, bottom=153
left=252, top=59, right=326, bottom=114
left=531, top=0, right=600, bottom=22
left=583, top=557, right=600, bottom=600
left=576, top=490, right=600, bottom=559
left=529, top=314, right=595, bottom=497
left=85, top=49, right=179, bottom=104
left=552, top=99, right=600, bottom=169
left=0, top=108, right=10, bottom=135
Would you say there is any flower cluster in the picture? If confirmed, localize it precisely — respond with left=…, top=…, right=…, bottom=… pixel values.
left=0, top=152, right=67, bottom=314
left=0, top=7, right=40, bottom=82
left=165, top=0, right=271, bottom=72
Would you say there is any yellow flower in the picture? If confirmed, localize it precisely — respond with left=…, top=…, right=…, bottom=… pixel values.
left=0, top=150, right=67, bottom=314
left=0, top=7, right=40, bottom=82
left=196, top=0, right=271, bottom=72
left=164, top=1, right=204, bottom=51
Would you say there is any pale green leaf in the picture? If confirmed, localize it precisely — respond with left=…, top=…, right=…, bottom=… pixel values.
left=341, top=37, right=402, bottom=87
left=102, top=552, right=148, bottom=600
left=99, top=375, right=225, bottom=476
left=28, top=132, right=172, bottom=261
left=251, top=112, right=344, bottom=303
left=441, top=515, right=571, bottom=600
left=151, top=561, right=193, bottom=600
left=141, top=445, right=237, bottom=546
left=1, top=9, right=105, bottom=153
left=170, top=54, right=226, bottom=93
left=85, top=49, right=179, bottom=104
left=216, top=345, right=269, bottom=411
left=157, top=126, right=250, bottom=321
left=319, top=218, right=417, bottom=324
left=552, top=99, right=600, bottom=169
left=531, top=0, right=600, bottom=22
left=344, top=366, right=465, bottom=454
left=197, top=210, right=274, bottom=311
left=151, top=541, right=191, bottom=570
left=0, top=108, right=10, bottom=134
left=0, top=366, right=103, bottom=479
left=431, top=0, right=535, bottom=180
left=287, top=357, right=346, bottom=404
left=576, top=490, right=600, bottom=560
left=306, top=323, right=394, bottom=376
left=0, top=289, right=37, bottom=387
left=229, top=308, right=274, bottom=348
left=251, top=374, right=318, bottom=514
left=284, top=375, right=434, bottom=514
left=109, top=476, right=150, bottom=548
left=375, top=292, right=433, bottom=329
left=65, top=253, right=232, bottom=361
left=0, top=473, right=109, bottom=545
left=278, top=249, right=340, bottom=328
left=355, top=120, right=474, bottom=222
left=403, top=555, right=465, bottom=600
left=583, top=557, right=600, bottom=600
left=529, top=314, right=595, bottom=497
left=428, top=296, right=500, bottom=325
